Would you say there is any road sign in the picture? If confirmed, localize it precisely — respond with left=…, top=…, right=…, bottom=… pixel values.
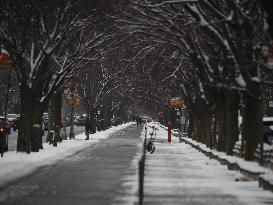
left=170, top=97, right=183, bottom=108
left=66, top=98, right=80, bottom=106
left=75, top=99, right=80, bottom=106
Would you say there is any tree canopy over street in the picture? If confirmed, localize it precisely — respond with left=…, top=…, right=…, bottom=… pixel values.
left=0, top=0, right=273, bottom=165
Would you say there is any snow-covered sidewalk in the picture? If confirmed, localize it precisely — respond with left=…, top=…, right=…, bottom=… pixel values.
left=0, top=123, right=133, bottom=189
left=173, top=132, right=273, bottom=192
left=143, top=123, right=273, bottom=205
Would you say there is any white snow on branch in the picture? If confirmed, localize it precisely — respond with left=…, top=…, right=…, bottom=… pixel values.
left=136, top=0, right=198, bottom=8
left=235, top=74, right=247, bottom=88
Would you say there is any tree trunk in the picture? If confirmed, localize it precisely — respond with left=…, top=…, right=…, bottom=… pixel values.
left=191, top=104, right=200, bottom=141
left=101, top=105, right=108, bottom=131
left=17, top=86, right=45, bottom=153
left=90, top=108, right=97, bottom=133
left=17, top=88, right=32, bottom=153
left=225, top=90, right=239, bottom=155
left=197, top=100, right=212, bottom=147
left=243, top=89, right=263, bottom=161
left=31, top=100, right=45, bottom=151
left=107, top=105, right=112, bottom=128
left=188, top=109, right=194, bottom=138
left=194, top=102, right=203, bottom=142
left=211, top=110, right=217, bottom=148
left=203, top=109, right=212, bottom=148
left=215, top=91, right=226, bottom=152
left=47, top=92, right=62, bottom=146
left=85, top=99, right=90, bottom=140
left=97, top=108, right=102, bottom=131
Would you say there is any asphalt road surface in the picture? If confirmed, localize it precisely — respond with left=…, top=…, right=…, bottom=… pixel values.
left=0, top=125, right=142, bottom=205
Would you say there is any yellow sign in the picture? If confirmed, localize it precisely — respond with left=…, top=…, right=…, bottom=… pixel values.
left=66, top=98, right=72, bottom=105
left=170, top=97, right=183, bottom=108
left=66, top=98, right=80, bottom=106
left=75, top=99, right=80, bottom=106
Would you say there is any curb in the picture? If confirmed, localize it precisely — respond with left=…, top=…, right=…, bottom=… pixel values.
left=178, top=136, right=273, bottom=192
left=156, top=123, right=273, bottom=192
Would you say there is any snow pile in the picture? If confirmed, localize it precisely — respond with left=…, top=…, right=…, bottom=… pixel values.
left=0, top=122, right=133, bottom=188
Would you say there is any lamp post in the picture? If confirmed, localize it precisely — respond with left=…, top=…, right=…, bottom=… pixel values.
left=66, top=96, right=80, bottom=139
left=69, top=96, right=75, bottom=139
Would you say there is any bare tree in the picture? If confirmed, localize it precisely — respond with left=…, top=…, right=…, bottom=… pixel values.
left=0, top=0, right=105, bottom=152
left=120, top=0, right=270, bottom=160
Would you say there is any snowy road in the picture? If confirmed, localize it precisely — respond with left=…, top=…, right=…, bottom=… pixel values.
left=0, top=123, right=273, bottom=205
left=0, top=125, right=142, bottom=205
left=143, top=125, right=273, bottom=205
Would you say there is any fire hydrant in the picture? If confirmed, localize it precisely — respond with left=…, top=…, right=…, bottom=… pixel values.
left=167, top=122, right=172, bottom=143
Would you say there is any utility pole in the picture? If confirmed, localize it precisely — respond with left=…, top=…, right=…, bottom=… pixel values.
left=67, top=89, right=80, bottom=139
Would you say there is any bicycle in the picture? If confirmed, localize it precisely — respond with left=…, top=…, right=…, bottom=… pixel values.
left=146, top=125, right=157, bottom=154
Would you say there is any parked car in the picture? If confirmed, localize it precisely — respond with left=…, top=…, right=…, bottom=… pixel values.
left=42, top=113, right=49, bottom=131
left=11, top=116, right=20, bottom=131
left=42, top=119, right=48, bottom=131
left=0, top=116, right=11, bottom=134
left=263, top=117, right=273, bottom=145
left=238, top=117, right=273, bottom=145
left=7, top=114, right=18, bottom=123
left=43, top=114, right=71, bottom=130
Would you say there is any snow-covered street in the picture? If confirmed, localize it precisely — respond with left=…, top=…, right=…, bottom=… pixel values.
left=1, top=1, right=273, bottom=204
left=0, top=123, right=273, bottom=204
left=0, top=123, right=133, bottom=191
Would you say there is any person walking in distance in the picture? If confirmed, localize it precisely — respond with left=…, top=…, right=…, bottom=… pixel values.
left=136, top=116, right=142, bottom=127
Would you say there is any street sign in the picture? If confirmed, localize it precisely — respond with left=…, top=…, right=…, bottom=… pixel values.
left=75, top=99, right=80, bottom=106
left=66, top=98, right=80, bottom=106
left=170, top=97, right=183, bottom=108
left=66, top=98, right=72, bottom=105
